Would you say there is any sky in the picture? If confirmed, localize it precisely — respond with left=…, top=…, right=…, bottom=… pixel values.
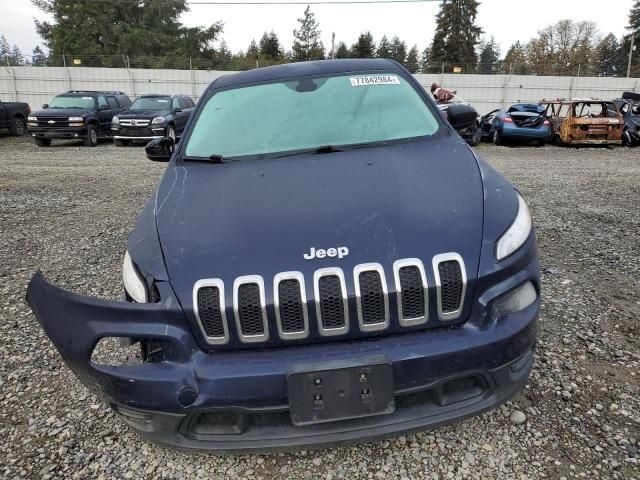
left=0, top=0, right=635, bottom=59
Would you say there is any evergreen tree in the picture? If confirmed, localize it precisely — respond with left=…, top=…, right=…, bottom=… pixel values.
left=478, top=36, right=501, bottom=74
left=376, top=35, right=391, bottom=58
left=405, top=45, right=420, bottom=73
left=259, top=31, right=283, bottom=60
left=388, top=36, right=407, bottom=65
left=0, top=35, right=10, bottom=63
left=292, top=6, right=325, bottom=61
left=503, top=41, right=529, bottom=74
left=247, top=39, right=259, bottom=58
left=32, top=46, right=48, bottom=66
left=215, top=40, right=232, bottom=69
left=10, top=45, right=24, bottom=66
left=630, top=0, right=640, bottom=31
left=595, top=34, right=623, bottom=76
left=335, top=42, right=349, bottom=58
left=32, top=0, right=222, bottom=68
left=350, top=31, right=376, bottom=58
left=429, top=0, right=482, bottom=72
left=419, top=47, right=431, bottom=72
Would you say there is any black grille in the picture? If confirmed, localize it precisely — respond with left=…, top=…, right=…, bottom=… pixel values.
left=277, top=279, right=305, bottom=333
left=237, top=283, right=264, bottom=336
left=438, top=261, right=463, bottom=313
left=318, top=275, right=345, bottom=329
left=197, top=287, right=225, bottom=338
left=358, top=270, right=386, bottom=325
left=398, top=266, right=425, bottom=319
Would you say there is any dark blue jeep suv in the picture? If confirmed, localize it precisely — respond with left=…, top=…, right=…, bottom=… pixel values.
left=27, top=59, right=540, bottom=452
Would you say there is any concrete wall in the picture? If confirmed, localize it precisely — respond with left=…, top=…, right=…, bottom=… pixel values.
left=2, top=65, right=639, bottom=115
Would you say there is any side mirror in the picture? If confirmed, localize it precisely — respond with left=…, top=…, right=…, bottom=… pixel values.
left=174, top=108, right=182, bottom=113
left=42, top=104, right=49, bottom=109
left=446, top=104, right=478, bottom=129
left=145, top=137, right=174, bottom=162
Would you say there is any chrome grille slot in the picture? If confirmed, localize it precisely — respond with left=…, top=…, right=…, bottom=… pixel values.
left=433, top=253, right=467, bottom=321
left=393, top=259, right=428, bottom=326
left=233, top=276, right=268, bottom=342
left=274, top=272, right=309, bottom=340
left=193, top=279, right=228, bottom=345
left=314, top=268, right=348, bottom=336
left=354, top=263, right=389, bottom=331
left=119, top=119, right=151, bottom=127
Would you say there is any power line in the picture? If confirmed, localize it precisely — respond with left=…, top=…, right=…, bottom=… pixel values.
left=185, top=0, right=441, bottom=4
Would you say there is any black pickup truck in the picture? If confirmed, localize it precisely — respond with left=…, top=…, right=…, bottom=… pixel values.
left=0, top=100, right=30, bottom=136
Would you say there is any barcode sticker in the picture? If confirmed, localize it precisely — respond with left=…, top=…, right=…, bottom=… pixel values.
left=349, top=75, right=400, bottom=87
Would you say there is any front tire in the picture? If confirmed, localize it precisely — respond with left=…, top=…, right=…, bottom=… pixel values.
left=84, top=125, right=99, bottom=147
left=493, top=129, right=503, bottom=146
left=166, top=125, right=176, bottom=143
left=622, top=129, right=633, bottom=147
left=10, top=116, right=26, bottom=136
left=34, top=138, right=51, bottom=147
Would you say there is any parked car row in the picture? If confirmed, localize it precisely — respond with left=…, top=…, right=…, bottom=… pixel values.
left=21, top=90, right=195, bottom=147
left=435, top=90, right=640, bottom=148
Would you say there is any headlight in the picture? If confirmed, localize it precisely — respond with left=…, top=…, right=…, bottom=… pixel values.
left=28, top=116, right=38, bottom=121
left=151, top=116, right=165, bottom=125
left=68, top=116, right=84, bottom=122
left=123, top=251, right=147, bottom=303
left=495, top=193, right=532, bottom=261
left=492, top=281, right=537, bottom=318
left=112, top=116, right=120, bottom=125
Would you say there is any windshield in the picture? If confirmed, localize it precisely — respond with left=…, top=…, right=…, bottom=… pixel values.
left=184, top=72, right=440, bottom=159
left=130, top=97, right=172, bottom=111
left=49, top=95, right=95, bottom=109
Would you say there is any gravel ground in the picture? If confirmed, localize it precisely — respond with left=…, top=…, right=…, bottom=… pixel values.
left=0, top=134, right=638, bottom=480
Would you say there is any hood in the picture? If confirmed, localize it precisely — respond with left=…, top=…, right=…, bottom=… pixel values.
left=32, top=108, right=90, bottom=117
left=153, top=137, right=485, bottom=312
left=118, top=110, right=171, bottom=119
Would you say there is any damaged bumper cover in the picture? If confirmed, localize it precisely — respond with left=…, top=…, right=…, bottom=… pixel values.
left=27, top=268, right=539, bottom=452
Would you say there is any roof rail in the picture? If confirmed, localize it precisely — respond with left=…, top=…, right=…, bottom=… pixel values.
left=65, top=90, right=126, bottom=95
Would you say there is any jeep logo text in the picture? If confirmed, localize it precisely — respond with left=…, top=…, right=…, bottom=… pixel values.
left=303, top=246, right=349, bottom=260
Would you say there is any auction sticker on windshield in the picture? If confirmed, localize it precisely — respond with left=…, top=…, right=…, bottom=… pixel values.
left=350, top=75, right=400, bottom=87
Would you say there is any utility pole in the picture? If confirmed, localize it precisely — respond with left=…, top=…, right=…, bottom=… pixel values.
left=628, top=31, right=637, bottom=78
left=331, top=32, right=335, bottom=59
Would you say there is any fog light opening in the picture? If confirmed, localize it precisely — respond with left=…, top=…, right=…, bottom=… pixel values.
left=492, top=281, right=537, bottom=319
left=91, top=337, right=144, bottom=366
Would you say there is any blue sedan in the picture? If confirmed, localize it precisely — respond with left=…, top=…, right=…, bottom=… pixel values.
left=480, top=103, right=552, bottom=145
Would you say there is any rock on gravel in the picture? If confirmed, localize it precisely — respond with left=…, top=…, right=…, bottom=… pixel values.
left=0, top=136, right=638, bottom=479
left=509, top=410, right=527, bottom=425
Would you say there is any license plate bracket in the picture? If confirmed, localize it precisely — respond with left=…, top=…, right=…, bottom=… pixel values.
left=287, top=357, right=395, bottom=426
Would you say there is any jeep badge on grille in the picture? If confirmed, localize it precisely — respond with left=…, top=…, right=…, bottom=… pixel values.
left=303, top=247, right=349, bottom=260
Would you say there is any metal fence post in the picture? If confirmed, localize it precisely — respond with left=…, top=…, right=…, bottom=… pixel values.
left=190, top=57, right=196, bottom=97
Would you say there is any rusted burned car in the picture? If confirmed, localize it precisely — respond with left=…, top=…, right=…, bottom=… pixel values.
left=541, top=99, right=623, bottom=146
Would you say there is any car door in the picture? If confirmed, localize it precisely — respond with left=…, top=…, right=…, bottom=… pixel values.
left=0, top=101, right=8, bottom=129
left=179, top=97, right=196, bottom=134
left=96, top=96, right=112, bottom=133
left=105, top=96, right=122, bottom=134
left=172, top=97, right=188, bottom=134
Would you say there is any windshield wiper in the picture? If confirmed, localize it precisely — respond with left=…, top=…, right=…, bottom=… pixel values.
left=272, top=142, right=389, bottom=159
left=182, top=154, right=229, bottom=164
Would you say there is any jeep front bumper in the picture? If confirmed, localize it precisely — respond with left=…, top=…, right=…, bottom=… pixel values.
left=27, top=264, right=539, bottom=453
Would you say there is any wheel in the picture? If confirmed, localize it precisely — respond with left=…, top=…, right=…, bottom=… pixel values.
left=84, top=124, right=99, bottom=147
left=166, top=125, right=176, bottom=143
left=467, top=124, right=481, bottom=147
left=493, top=129, right=503, bottom=146
left=114, top=139, right=129, bottom=147
left=34, top=138, right=51, bottom=147
left=622, top=129, right=633, bottom=147
left=9, top=116, right=26, bottom=136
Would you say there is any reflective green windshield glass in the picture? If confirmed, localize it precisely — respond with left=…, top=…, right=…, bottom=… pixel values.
left=185, top=73, right=439, bottom=158
left=49, top=95, right=96, bottom=109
